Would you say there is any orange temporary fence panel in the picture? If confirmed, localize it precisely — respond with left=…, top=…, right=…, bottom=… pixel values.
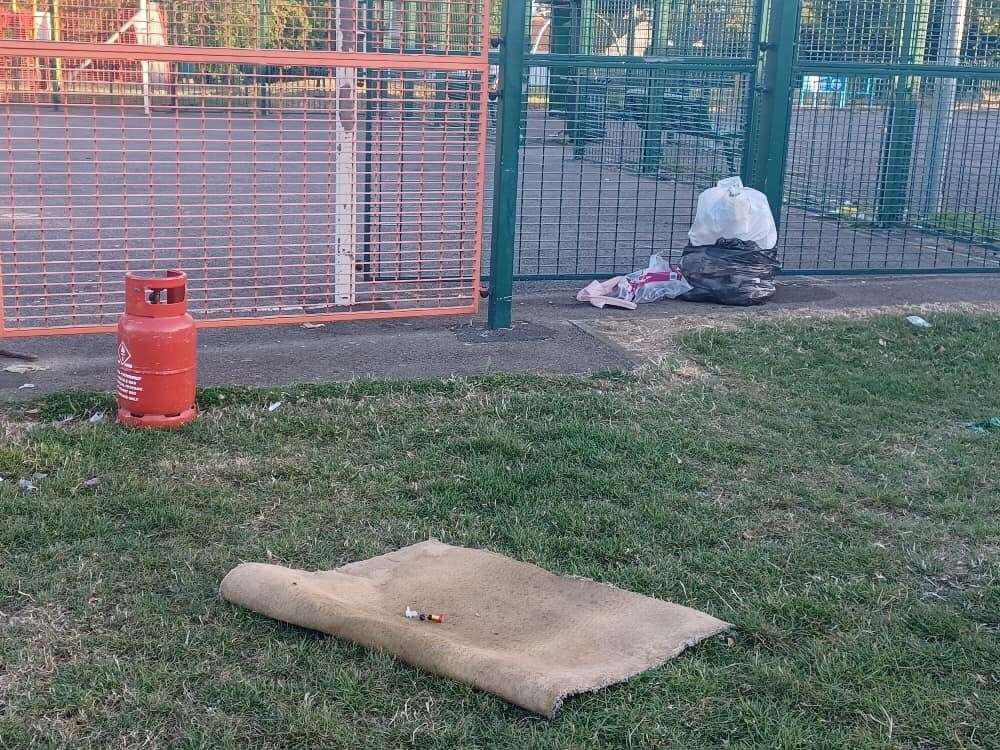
left=0, top=0, right=491, bottom=337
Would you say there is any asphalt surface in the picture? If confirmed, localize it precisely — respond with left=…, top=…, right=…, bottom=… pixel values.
left=2, top=273, right=998, bottom=400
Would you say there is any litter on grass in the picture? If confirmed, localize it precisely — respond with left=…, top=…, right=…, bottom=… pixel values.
left=405, top=607, right=446, bottom=623
left=72, top=477, right=101, bottom=493
left=967, top=417, right=1000, bottom=434
left=268, top=402, right=283, bottom=413
left=907, top=316, right=932, bottom=329
left=18, top=478, right=37, bottom=492
left=4, top=363, right=48, bottom=374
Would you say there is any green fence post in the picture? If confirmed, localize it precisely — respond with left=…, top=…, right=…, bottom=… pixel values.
left=640, top=0, right=669, bottom=176
left=548, top=3, right=574, bottom=117
left=874, top=0, right=930, bottom=227
left=488, top=0, right=529, bottom=330
left=875, top=87, right=919, bottom=226
left=749, top=0, right=801, bottom=230
left=571, top=0, right=596, bottom=159
left=740, top=0, right=768, bottom=184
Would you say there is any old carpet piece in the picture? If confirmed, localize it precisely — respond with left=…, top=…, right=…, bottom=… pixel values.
left=220, top=540, right=730, bottom=717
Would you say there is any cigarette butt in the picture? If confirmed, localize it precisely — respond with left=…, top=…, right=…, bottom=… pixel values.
left=404, top=607, right=446, bottom=623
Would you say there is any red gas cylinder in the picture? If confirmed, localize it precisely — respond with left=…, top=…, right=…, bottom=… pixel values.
left=117, top=271, right=198, bottom=429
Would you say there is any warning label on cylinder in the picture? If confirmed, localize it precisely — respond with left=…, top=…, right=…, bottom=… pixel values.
left=116, top=343, right=142, bottom=403
left=117, top=371, right=143, bottom=403
left=117, top=343, right=133, bottom=369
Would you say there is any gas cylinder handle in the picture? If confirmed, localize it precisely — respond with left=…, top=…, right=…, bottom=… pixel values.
left=135, top=269, right=186, bottom=288
left=125, top=271, right=189, bottom=317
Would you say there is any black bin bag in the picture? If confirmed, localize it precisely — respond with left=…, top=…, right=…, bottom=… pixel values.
left=680, top=239, right=781, bottom=306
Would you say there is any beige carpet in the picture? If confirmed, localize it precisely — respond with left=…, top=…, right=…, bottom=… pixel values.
left=220, top=540, right=730, bottom=717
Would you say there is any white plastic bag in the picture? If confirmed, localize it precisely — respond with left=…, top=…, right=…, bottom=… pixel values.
left=576, top=254, right=692, bottom=309
left=688, top=177, right=778, bottom=250
left=614, top=254, right=693, bottom=303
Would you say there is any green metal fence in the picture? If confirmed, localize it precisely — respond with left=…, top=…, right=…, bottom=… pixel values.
left=483, top=0, right=1000, bottom=327
left=782, top=0, right=1000, bottom=273
left=485, top=0, right=762, bottom=298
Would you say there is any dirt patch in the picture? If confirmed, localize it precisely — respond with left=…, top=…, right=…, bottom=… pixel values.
left=156, top=451, right=313, bottom=486
left=576, top=316, right=737, bottom=383
left=0, top=416, right=40, bottom=442
left=0, top=604, right=81, bottom=703
left=914, top=541, right=1000, bottom=601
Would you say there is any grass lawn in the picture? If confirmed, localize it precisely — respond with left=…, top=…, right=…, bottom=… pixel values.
left=1, top=313, right=998, bottom=749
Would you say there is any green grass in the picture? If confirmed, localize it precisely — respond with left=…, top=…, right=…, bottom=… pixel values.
left=2, top=314, right=999, bottom=749
left=917, top=211, right=1000, bottom=243
left=789, top=203, right=1000, bottom=245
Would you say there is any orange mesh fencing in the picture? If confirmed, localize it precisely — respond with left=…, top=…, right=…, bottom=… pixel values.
left=0, top=0, right=490, bottom=336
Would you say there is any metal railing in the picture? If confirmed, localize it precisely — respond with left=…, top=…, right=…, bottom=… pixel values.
left=0, top=0, right=491, bottom=336
left=1, top=1, right=997, bottom=335
left=483, top=0, right=1000, bottom=325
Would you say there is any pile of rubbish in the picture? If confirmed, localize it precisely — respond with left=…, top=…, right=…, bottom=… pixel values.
left=578, top=178, right=781, bottom=309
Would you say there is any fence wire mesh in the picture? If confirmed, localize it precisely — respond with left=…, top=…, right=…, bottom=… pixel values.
left=3, top=0, right=1000, bottom=337
left=484, top=0, right=759, bottom=279
left=483, top=0, right=1000, bottom=279
left=490, top=64, right=751, bottom=278
left=786, top=0, right=1000, bottom=272
left=784, top=74, right=1000, bottom=271
left=0, top=0, right=489, bottom=335
left=798, top=0, right=1000, bottom=68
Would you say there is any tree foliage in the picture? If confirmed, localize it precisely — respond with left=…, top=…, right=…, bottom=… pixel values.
left=162, top=0, right=312, bottom=50
left=272, top=0, right=312, bottom=49
left=42, top=0, right=1000, bottom=63
left=799, top=0, right=1000, bottom=64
